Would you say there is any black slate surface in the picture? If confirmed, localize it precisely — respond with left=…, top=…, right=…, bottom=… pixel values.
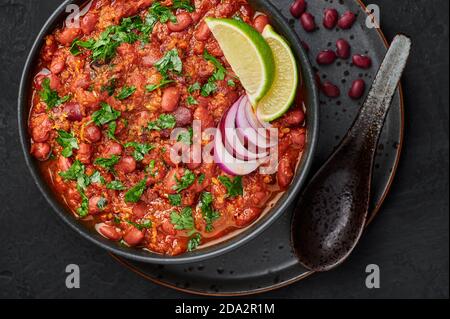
left=0, top=0, right=448, bottom=299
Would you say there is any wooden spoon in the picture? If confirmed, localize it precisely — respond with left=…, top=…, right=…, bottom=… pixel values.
left=292, top=34, right=411, bottom=272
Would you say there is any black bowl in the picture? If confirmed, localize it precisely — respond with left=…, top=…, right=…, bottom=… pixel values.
left=18, top=0, right=319, bottom=264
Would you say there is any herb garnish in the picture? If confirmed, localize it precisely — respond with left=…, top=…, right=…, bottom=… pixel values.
left=177, top=127, right=193, bottom=145
left=188, top=233, right=202, bottom=251
left=59, top=160, right=90, bottom=217
left=127, top=219, right=153, bottom=230
left=218, top=176, right=244, bottom=198
left=199, top=192, right=220, bottom=232
left=56, top=130, right=79, bottom=158
left=173, top=169, right=196, bottom=193
left=91, top=102, right=121, bottom=126
left=168, top=194, right=182, bottom=206
left=170, top=207, right=195, bottom=232
left=147, top=114, right=177, bottom=131
left=124, top=142, right=154, bottom=161
left=94, top=155, right=120, bottom=172
left=39, top=78, right=71, bottom=109
left=107, top=180, right=126, bottom=191
left=154, top=49, right=183, bottom=77
left=115, top=86, right=136, bottom=100
left=125, top=179, right=147, bottom=203
left=146, top=78, right=174, bottom=92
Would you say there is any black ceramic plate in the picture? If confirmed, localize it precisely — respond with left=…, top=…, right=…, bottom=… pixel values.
left=112, top=0, right=404, bottom=295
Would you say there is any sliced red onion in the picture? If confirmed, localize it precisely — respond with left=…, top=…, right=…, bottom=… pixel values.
left=236, top=97, right=278, bottom=149
left=35, top=68, right=51, bottom=77
left=220, top=97, right=268, bottom=161
left=214, top=128, right=266, bottom=176
left=244, top=96, right=272, bottom=130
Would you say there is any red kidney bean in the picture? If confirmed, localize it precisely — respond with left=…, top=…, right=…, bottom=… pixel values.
left=84, top=125, right=101, bottom=143
left=253, top=14, right=270, bottom=33
left=48, top=74, right=61, bottom=90
left=352, top=54, right=372, bottom=69
left=58, top=156, right=72, bottom=172
left=172, top=106, right=192, bottom=127
left=98, top=225, right=121, bottom=241
left=338, top=11, right=356, bottom=29
left=31, top=114, right=53, bottom=143
left=290, top=0, right=307, bottom=18
left=77, top=143, right=92, bottom=164
left=124, top=228, right=145, bottom=246
left=80, top=13, right=98, bottom=35
left=167, top=12, right=193, bottom=32
left=161, top=220, right=177, bottom=236
left=278, top=156, right=294, bottom=188
left=50, top=56, right=65, bottom=75
left=316, top=50, right=337, bottom=65
left=323, top=8, right=338, bottom=29
left=115, top=156, right=136, bottom=174
left=89, top=196, right=105, bottom=215
left=194, top=21, right=211, bottom=41
left=235, top=207, right=261, bottom=227
left=161, top=87, right=181, bottom=112
left=104, top=142, right=123, bottom=157
left=63, top=102, right=83, bottom=121
left=300, top=12, right=316, bottom=32
left=348, top=79, right=366, bottom=99
left=31, top=143, right=51, bottom=161
left=193, top=106, right=215, bottom=130
left=321, top=81, right=341, bottom=98
left=132, top=202, right=148, bottom=219
left=336, top=38, right=351, bottom=59
left=57, top=28, right=81, bottom=46
left=290, top=129, right=306, bottom=149
left=284, top=109, right=305, bottom=126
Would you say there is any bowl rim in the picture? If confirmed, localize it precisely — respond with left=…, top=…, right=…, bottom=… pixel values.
left=17, top=0, right=320, bottom=264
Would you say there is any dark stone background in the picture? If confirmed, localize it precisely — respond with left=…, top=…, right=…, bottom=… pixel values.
left=0, top=0, right=448, bottom=298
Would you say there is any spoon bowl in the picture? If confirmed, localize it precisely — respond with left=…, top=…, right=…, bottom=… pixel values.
left=292, top=35, right=411, bottom=272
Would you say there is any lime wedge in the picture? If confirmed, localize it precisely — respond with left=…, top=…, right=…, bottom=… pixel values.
left=256, top=25, right=299, bottom=122
left=205, top=18, right=275, bottom=105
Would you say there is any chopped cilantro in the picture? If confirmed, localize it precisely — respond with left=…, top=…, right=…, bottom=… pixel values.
left=39, top=78, right=71, bottom=109
left=146, top=78, right=174, bottom=92
left=147, top=114, right=176, bottom=131
left=124, top=142, right=154, bottom=161
left=90, top=171, right=105, bottom=185
left=59, top=160, right=85, bottom=180
left=218, top=176, right=244, bottom=198
left=171, top=207, right=195, bottom=231
left=188, top=233, right=202, bottom=251
left=91, top=102, right=121, bottom=126
left=97, top=197, right=108, bottom=210
left=101, top=78, right=117, bottom=96
left=127, top=219, right=153, bottom=230
left=94, top=155, right=120, bottom=172
left=107, top=180, right=126, bottom=190
left=177, top=127, right=193, bottom=145
left=115, top=86, right=136, bottom=100
left=200, top=192, right=220, bottom=232
left=154, top=49, right=183, bottom=77
left=125, top=179, right=147, bottom=203
left=168, top=194, right=182, bottom=206
left=56, top=130, right=79, bottom=158
left=174, top=169, right=196, bottom=193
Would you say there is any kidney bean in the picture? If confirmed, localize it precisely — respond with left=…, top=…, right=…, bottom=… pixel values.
left=115, top=156, right=136, bottom=174
left=50, top=55, right=65, bottom=75
left=348, top=79, right=366, bottom=99
left=253, top=14, right=269, bottom=33
left=161, top=87, right=181, bottom=112
left=172, top=106, right=192, bottom=127
left=80, top=13, right=98, bottom=35
left=290, top=0, right=307, bottom=18
left=193, top=106, right=214, bottom=130
left=31, top=143, right=51, bottom=161
left=164, top=168, right=184, bottom=194
left=290, top=128, right=306, bottom=149
left=104, top=142, right=123, bottom=156
left=321, top=81, right=341, bottom=98
left=194, top=21, right=211, bottom=41
left=132, top=202, right=148, bottom=219
left=77, top=143, right=92, bottom=164
left=98, top=225, right=122, bottom=241
left=48, top=74, right=61, bottom=90
left=89, top=196, right=106, bottom=215
left=167, top=12, right=193, bottom=32
left=278, top=156, right=294, bottom=188
left=84, top=124, right=102, bottom=143
left=316, top=50, right=337, bottom=65
left=235, top=207, right=261, bottom=227
left=323, top=8, right=338, bottom=29
left=58, top=156, right=72, bottom=172
left=336, top=38, right=351, bottom=59
left=352, top=54, right=372, bottom=69
left=338, top=11, right=356, bottom=29
left=283, top=109, right=305, bottom=126
left=57, top=28, right=81, bottom=46
left=124, top=228, right=145, bottom=246
left=31, top=114, right=53, bottom=143
left=63, top=102, right=83, bottom=121
left=161, top=220, right=177, bottom=236
left=300, top=12, right=316, bottom=32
